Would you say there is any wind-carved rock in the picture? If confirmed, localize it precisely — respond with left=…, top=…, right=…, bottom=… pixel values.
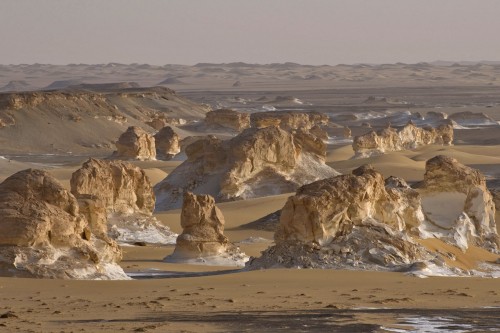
left=0, top=169, right=126, bottom=279
left=165, top=192, right=247, bottom=266
left=352, top=122, right=453, bottom=158
left=155, top=126, right=339, bottom=210
left=250, top=111, right=328, bottom=131
left=71, top=159, right=176, bottom=245
left=154, top=126, right=180, bottom=160
left=247, top=159, right=499, bottom=273
left=448, top=111, right=498, bottom=126
left=113, top=126, right=156, bottom=160
left=415, top=155, right=498, bottom=251
left=205, top=108, right=250, bottom=131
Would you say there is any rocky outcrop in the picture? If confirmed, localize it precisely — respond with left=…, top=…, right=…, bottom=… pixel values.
left=165, top=192, right=246, bottom=266
left=352, top=122, right=453, bottom=157
left=205, top=108, right=250, bottom=131
left=155, top=126, right=339, bottom=210
left=415, top=155, right=498, bottom=251
left=0, top=169, right=125, bottom=279
left=449, top=111, right=498, bottom=126
left=248, top=159, right=499, bottom=272
left=250, top=111, right=328, bottom=130
left=154, top=126, right=180, bottom=160
left=113, top=126, right=156, bottom=160
left=71, top=159, right=176, bottom=245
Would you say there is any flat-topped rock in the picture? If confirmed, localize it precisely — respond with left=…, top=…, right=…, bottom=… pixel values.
left=205, top=108, right=250, bottom=131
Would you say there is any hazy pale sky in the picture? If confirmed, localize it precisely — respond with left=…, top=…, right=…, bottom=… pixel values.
left=1, top=0, right=499, bottom=65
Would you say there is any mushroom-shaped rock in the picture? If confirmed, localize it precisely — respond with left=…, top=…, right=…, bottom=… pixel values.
left=416, top=155, right=498, bottom=251
left=0, top=169, right=125, bottom=279
left=165, top=192, right=247, bottom=266
left=154, top=126, right=180, bottom=160
left=71, top=159, right=176, bottom=245
left=205, top=108, right=250, bottom=131
left=114, top=126, right=156, bottom=160
left=155, top=126, right=339, bottom=210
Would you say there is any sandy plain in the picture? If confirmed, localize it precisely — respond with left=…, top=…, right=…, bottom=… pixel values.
left=0, top=62, right=499, bottom=332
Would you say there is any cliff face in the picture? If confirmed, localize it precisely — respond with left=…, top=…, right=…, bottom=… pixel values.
left=0, top=169, right=125, bottom=279
left=155, top=126, right=339, bottom=210
left=352, top=122, right=454, bottom=157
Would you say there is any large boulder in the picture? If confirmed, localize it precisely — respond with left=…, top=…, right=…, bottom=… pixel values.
left=155, top=126, right=339, bottom=210
left=71, top=159, right=176, bottom=245
left=205, top=108, right=250, bottom=131
left=113, top=126, right=156, bottom=160
left=154, top=126, right=180, bottom=160
left=165, top=192, right=247, bottom=266
left=352, top=122, right=453, bottom=157
left=0, top=169, right=125, bottom=279
left=448, top=111, right=498, bottom=126
left=415, top=155, right=498, bottom=251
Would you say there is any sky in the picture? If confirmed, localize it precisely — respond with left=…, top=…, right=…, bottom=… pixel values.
left=1, top=0, right=499, bottom=65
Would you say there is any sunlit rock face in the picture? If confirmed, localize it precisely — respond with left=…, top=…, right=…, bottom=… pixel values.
left=154, top=126, right=338, bottom=210
left=352, top=122, right=453, bottom=157
left=113, top=126, right=156, bottom=161
left=205, top=108, right=250, bottom=131
left=0, top=169, right=125, bottom=279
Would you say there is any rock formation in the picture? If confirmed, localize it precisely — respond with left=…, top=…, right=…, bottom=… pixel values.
left=154, top=126, right=180, bottom=160
left=205, top=108, right=250, bottom=131
left=449, top=111, right=498, bottom=126
left=250, top=111, right=328, bottom=130
left=247, top=160, right=498, bottom=273
left=0, top=169, right=126, bottom=279
left=165, top=192, right=246, bottom=266
left=155, top=126, right=339, bottom=210
left=415, top=155, right=498, bottom=251
left=113, top=126, right=156, bottom=160
left=352, top=122, right=453, bottom=157
left=71, top=159, right=176, bottom=245
left=343, top=126, right=352, bottom=138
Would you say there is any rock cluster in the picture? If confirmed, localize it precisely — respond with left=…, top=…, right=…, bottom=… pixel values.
left=155, top=126, right=338, bottom=210
left=113, top=126, right=156, bottom=160
left=205, top=108, right=250, bottom=131
left=154, top=126, right=180, bottom=160
left=165, top=192, right=246, bottom=265
left=248, top=157, right=498, bottom=272
left=71, top=159, right=176, bottom=245
left=0, top=169, right=125, bottom=279
left=352, top=122, right=453, bottom=157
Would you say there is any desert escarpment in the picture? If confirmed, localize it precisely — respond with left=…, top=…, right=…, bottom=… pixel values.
left=154, top=126, right=180, bottom=160
left=165, top=192, right=246, bottom=265
left=205, top=108, right=250, bottom=131
left=155, top=125, right=339, bottom=210
left=71, top=159, right=176, bottom=244
left=352, top=122, right=454, bottom=157
left=248, top=158, right=498, bottom=273
left=0, top=169, right=125, bottom=279
left=0, top=87, right=209, bottom=154
left=113, top=126, right=156, bottom=160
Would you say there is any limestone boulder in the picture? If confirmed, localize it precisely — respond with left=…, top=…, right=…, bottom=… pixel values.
left=415, top=155, right=498, bottom=251
left=155, top=126, right=339, bottom=210
left=165, top=192, right=246, bottom=265
left=250, top=111, right=328, bottom=130
left=0, top=169, right=125, bottom=279
left=71, top=159, right=176, bottom=245
left=113, top=126, right=156, bottom=160
left=154, top=126, right=180, bottom=160
left=353, top=122, right=453, bottom=157
left=205, top=108, right=250, bottom=131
